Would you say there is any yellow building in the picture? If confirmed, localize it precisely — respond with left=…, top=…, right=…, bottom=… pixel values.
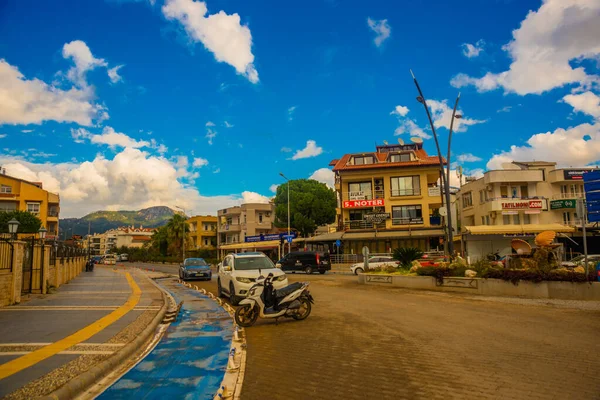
left=330, top=141, right=446, bottom=254
left=0, top=172, right=60, bottom=238
left=187, top=215, right=218, bottom=249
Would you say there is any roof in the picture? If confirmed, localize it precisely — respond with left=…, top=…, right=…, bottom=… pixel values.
left=131, top=235, right=151, bottom=241
left=304, top=229, right=444, bottom=242
left=218, top=237, right=304, bottom=250
left=331, top=150, right=444, bottom=172
left=232, top=252, right=268, bottom=257
left=464, top=224, right=575, bottom=235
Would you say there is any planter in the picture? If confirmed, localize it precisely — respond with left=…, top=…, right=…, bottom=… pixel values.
left=358, top=273, right=600, bottom=301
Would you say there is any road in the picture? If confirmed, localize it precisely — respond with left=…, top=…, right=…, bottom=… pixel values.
left=127, top=262, right=600, bottom=400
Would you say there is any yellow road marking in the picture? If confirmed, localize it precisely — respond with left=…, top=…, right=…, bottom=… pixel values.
left=0, top=272, right=141, bottom=380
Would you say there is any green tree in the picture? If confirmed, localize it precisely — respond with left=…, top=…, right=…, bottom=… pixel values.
left=393, top=247, right=424, bottom=269
left=0, top=211, right=42, bottom=233
left=274, top=179, right=336, bottom=237
left=148, top=214, right=189, bottom=260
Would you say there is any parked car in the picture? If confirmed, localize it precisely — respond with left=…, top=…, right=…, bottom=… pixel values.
left=91, top=256, right=102, bottom=264
left=104, top=254, right=116, bottom=265
left=179, top=258, right=212, bottom=281
left=350, top=256, right=399, bottom=275
left=118, top=253, right=128, bottom=262
left=218, top=252, right=288, bottom=305
left=419, top=256, right=450, bottom=268
left=276, top=251, right=331, bottom=274
left=561, top=254, right=600, bottom=268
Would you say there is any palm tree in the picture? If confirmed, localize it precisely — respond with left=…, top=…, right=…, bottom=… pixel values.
left=165, top=214, right=189, bottom=258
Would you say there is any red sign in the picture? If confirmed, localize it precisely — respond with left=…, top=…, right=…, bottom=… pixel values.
left=501, top=200, right=543, bottom=209
left=343, top=199, right=385, bottom=208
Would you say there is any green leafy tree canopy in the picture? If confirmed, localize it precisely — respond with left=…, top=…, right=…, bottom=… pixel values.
left=0, top=211, right=42, bottom=233
left=274, top=179, right=336, bottom=237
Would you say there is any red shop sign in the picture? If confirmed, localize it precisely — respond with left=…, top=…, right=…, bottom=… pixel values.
left=343, top=199, right=385, bottom=208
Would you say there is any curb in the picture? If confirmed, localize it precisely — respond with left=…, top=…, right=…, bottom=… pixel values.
left=40, top=270, right=169, bottom=400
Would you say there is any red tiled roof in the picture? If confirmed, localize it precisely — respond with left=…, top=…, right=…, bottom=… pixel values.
left=331, top=151, right=445, bottom=172
left=328, top=159, right=339, bottom=166
left=132, top=235, right=151, bottom=241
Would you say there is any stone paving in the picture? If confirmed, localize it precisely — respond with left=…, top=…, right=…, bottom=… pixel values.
left=183, top=271, right=600, bottom=400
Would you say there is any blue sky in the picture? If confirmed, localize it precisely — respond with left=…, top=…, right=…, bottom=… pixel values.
left=1, top=0, right=599, bottom=217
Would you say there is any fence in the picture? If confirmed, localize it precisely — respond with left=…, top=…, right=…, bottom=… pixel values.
left=0, top=239, right=13, bottom=271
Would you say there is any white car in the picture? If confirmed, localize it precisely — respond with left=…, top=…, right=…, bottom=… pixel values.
left=561, top=254, right=600, bottom=268
left=217, top=252, right=288, bottom=305
left=350, top=256, right=399, bottom=275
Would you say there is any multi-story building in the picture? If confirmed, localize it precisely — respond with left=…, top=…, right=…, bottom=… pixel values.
left=0, top=171, right=60, bottom=239
left=85, top=226, right=155, bottom=255
left=217, top=203, right=276, bottom=248
left=330, top=141, right=446, bottom=255
left=187, top=215, right=218, bottom=249
left=458, top=161, right=598, bottom=260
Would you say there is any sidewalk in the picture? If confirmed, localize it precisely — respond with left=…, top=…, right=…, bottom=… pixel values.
left=0, top=266, right=164, bottom=399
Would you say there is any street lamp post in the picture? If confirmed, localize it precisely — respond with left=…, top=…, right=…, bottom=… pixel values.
left=39, top=227, right=47, bottom=294
left=175, top=206, right=186, bottom=262
left=279, top=173, right=291, bottom=255
left=411, top=70, right=459, bottom=257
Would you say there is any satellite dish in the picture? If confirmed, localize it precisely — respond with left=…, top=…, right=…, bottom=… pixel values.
left=383, top=140, right=388, bottom=145
left=397, top=138, right=404, bottom=145
left=410, top=137, right=423, bottom=144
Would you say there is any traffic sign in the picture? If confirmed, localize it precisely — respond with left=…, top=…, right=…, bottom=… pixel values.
left=584, top=171, right=600, bottom=223
left=335, top=239, right=341, bottom=247
left=286, top=235, right=293, bottom=244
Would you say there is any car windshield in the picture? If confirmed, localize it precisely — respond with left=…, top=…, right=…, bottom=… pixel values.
left=234, top=256, right=275, bottom=271
left=185, top=259, right=208, bottom=266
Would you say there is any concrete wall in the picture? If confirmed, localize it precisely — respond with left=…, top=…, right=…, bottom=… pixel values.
left=358, top=274, right=600, bottom=301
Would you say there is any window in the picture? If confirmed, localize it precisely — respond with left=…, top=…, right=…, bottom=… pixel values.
left=503, top=215, right=511, bottom=225
left=479, top=190, right=485, bottom=204
left=481, top=216, right=486, bottom=225
left=563, top=212, right=571, bottom=225
left=353, top=156, right=374, bottom=165
left=462, top=192, right=473, bottom=208
left=520, top=185, right=529, bottom=198
left=500, top=186, right=508, bottom=198
left=348, top=182, right=372, bottom=199
left=226, top=217, right=233, bottom=225
left=485, top=215, right=491, bottom=225
left=0, top=185, right=11, bottom=193
left=204, top=238, right=209, bottom=246
left=523, top=214, right=530, bottom=224
left=0, top=202, right=16, bottom=212
left=511, top=187, right=518, bottom=198
left=27, top=203, right=40, bottom=215
left=513, top=214, right=520, bottom=224
left=349, top=210, right=367, bottom=221
left=391, top=205, right=423, bottom=225
left=390, top=176, right=420, bottom=196
left=258, top=213, right=263, bottom=223
left=390, top=153, right=412, bottom=162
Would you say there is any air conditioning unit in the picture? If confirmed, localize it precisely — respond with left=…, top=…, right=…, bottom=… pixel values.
left=374, top=179, right=383, bottom=185
left=375, top=185, right=382, bottom=191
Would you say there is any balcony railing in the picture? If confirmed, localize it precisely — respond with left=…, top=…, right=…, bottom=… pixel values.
left=391, top=217, right=424, bottom=225
left=219, top=224, right=241, bottom=231
left=429, top=216, right=441, bottom=226
left=553, top=193, right=584, bottom=200
left=343, top=221, right=386, bottom=230
left=48, top=210, right=59, bottom=217
left=390, top=188, right=420, bottom=197
left=343, top=190, right=385, bottom=201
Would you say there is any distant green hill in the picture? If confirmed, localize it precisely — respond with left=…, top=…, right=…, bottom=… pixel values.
left=59, top=206, right=181, bottom=237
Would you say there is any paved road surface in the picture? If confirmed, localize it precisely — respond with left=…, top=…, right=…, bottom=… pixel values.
left=128, top=262, right=600, bottom=399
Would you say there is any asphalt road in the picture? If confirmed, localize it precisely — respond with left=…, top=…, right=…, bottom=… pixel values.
left=127, top=262, right=600, bottom=400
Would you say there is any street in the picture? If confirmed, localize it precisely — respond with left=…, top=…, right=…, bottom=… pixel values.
left=128, top=262, right=600, bottom=400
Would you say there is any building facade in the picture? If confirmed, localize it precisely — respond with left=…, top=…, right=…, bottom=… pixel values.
left=330, top=141, right=446, bottom=255
left=217, top=203, right=276, bottom=247
left=84, top=226, right=155, bottom=255
left=458, top=161, right=597, bottom=261
left=187, top=215, right=218, bottom=249
left=0, top=172, right=60, bottom=239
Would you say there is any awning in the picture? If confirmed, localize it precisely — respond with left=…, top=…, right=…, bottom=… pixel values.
left=304, top=231, right=344, bottom=243
left=218, top=238, right=303, bottom=251
left=464, top=224, right=575, bottom=235
left=341, top=229, right=444, bottom=240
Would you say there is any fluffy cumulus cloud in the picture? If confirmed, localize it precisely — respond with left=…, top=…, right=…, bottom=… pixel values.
left=562, top=91, right=600, bottom=119
left=456, top=153, right=482, bottom=163
left=0, top=60, right=106, bottom=126
left=241, top=191, right=271, bottom=204
left=461, top=39, right=485, bottom=58
left=107, top=65, right=124, bottom=83
left=451, top=0, right=600, bottom=95
left=367, top=18, right=391, bottom=47
left=269, top=184, right=278, bottom=193
left=426, top=99, right=487, bottom=132
left=71, top=127, right=150, bottom=149
left=390, top=105, right=409, bottom=117
left=389, top=105, right=431, bottom=139
left=487, top=122, right=600, bottom=170
left=162, top=0, right=259, bottom=83
left=205, top=121, right=215, bottom=126
left=205, top=128, right=216, bottom=145
left=309, top=168, right=334, bottom=189
left=192, top=157, right=208, bottom=167
left=62, top=40, right=108, bottom=86
left=290, top=140, right=323, bottom=160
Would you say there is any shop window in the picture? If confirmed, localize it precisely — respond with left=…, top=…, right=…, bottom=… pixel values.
left=513, top=214, right=520, bottom=224
left=503, top=215, right=511, bottom=225
left=390, top=176, right=420, bottom=196
left=523, top=214, right=530, bottom=224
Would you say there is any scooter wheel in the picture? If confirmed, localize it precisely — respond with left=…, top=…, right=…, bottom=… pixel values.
left=235, top=304, right=259, bottom=327
left=292, top=297, right=311, bottom=321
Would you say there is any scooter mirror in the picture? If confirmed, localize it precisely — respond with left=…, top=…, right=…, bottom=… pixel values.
left=268, top=272, right=274, bottom=277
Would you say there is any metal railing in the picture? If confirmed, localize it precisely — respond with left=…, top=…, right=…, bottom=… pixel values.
left=552, top=193, right=584, bottom=200
left=0, top=237, right=13, bottom=271
left=343, top=220, right=386, bottom=230
left=391, top=217, right=424, bottom=225
left=390, top=188, right=420, bottom=197
left=48, top=210, right=59, bottom=217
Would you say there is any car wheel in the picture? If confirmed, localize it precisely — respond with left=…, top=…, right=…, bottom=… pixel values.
left=319, top=270, right=326, bottom=275
left=229, top=282, right=240, bottom=306
left=217, top=279, right=224, bottom=298
left=305, top=266, right=313, bottom=274
left=355, top=267, right=364, bottom=275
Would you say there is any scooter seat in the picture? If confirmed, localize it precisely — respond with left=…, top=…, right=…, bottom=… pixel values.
left=274, top=282, right=303, bottom=299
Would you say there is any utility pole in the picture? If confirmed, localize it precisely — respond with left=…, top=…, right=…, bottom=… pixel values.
left=87, top=221, right=91, bottom=259
left=280, top=173, right=291, bottom=255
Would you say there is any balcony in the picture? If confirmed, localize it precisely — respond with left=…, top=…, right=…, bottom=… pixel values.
left=219, top=224, right=241, bottom=232
left=48, top=209, right=59, bottom=218
left=552, top=193, right=584, bottom=200
left=483, top=169, right=543, bottom=184
left=342, top=190, right=385, bottom=201
left=390, top=188, right=421, bottom=197
left=429, top=216, right=441, bottom=226
left=343, top=220, right=386, bottom=231
left=391, top=217, right=424, bottom=226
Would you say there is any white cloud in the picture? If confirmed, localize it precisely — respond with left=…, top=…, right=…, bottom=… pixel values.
left=487, top=122, right=600, bottom=170
left=157, top=144, right=168, bottom=154
left=367, top=18, right=391, bottom=47
left=290, top=140, right=323, bottom=160
left=91, top=127, right=150, bottom=149
left=0, top=59, right=106, bottom=126
left=212, top=167, right=220, bottom=173
left=0, top=134, right=6, bottom=139
left=497, top=106, right=512, bottom=113
left=241, top=191, right=270, bottom=204
left=162, top=0, right=259, bottom=83
left=287, top=106, right=296, bottom=121
left=21, top=129, right=34, bottom=133
left=192, top=157, right=208, bottom=167
left=280, top=147, right=292, bottom=153
left=461, top=39, right=485, bottom=58
left=224, top=121, right=234, bottom=128
left=390, top=105, right=409, bottom=117
left=426, top=99, right=487, bottom=132
left=107, top=65, right=124, bottom=83
left=456, top=153, right=482, bottom=163
left=451, top=0, right=600, bottom=95
left=62, top=40, right=108, bottom=87
left=394, top=119, right=431, bottom=139
left=562, top=91, right=600, bottom=119
left=205, top=121, right=215, bottom=126
left=309, top=168, right=334, bottom=189
left=269, top=184, right=279, bottom=193
left=205, top=128, right=216, bottom=145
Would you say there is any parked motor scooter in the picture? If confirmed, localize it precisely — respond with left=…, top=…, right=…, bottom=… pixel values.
left=234, top=273, right=314, bottom=327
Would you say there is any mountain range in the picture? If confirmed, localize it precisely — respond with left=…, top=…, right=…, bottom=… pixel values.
left=59, top=206, right=180, bottom=237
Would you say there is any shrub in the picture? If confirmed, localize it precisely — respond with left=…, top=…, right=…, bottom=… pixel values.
left=393, top=247, right=424, bottom=268
left=481, top=267, right=597, bottom=285
left=369, top=264, right=401, bottom=274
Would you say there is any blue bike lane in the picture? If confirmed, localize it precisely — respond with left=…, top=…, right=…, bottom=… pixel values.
left=98, top=279, right=233, bottom=400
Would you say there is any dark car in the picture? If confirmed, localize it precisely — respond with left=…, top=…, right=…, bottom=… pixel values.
left=179, top=258, right=212, bottom=281
left=276, top=251, right=330, bottom=274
